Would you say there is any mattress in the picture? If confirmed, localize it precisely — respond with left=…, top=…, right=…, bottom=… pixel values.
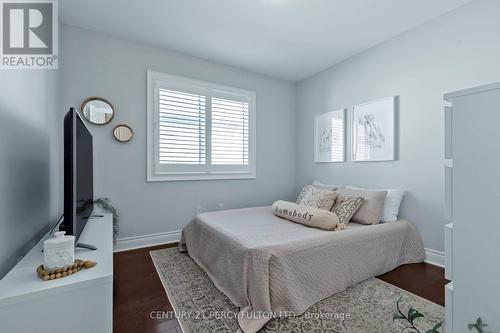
left=179, top=206, right=425, bottom=333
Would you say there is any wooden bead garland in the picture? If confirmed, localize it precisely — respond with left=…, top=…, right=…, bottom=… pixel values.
left=36, top=259, right=97, bottom=281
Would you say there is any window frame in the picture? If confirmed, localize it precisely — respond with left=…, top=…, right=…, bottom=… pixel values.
left=147, top=70, right=257, bottom=182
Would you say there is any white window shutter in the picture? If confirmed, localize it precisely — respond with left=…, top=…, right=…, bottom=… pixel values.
left=158, top=89, right=206, bottom=165
left=211, top=97, right=249, bottom=165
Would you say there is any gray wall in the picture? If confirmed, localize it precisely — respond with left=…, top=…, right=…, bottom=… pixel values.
left=295, top=0, right=500, bottom=252
left=60, top=25, right=297, bottom=239
left=0, top=69, right=60, bottom=278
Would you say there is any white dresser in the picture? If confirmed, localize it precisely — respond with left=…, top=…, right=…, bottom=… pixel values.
left=0, top=213, right=113, bottom=333
left=444, top=83, right=500, bottom=332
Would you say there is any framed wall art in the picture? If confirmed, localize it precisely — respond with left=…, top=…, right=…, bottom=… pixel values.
left=352, top=96, right=396, bottom=162
left=314, top=109, right=346, bottom=163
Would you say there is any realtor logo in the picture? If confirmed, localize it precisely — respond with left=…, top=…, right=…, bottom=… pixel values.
left=1, top=0, right=58, bottom=69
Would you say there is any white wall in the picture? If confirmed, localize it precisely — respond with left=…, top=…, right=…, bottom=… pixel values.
left=60, top=25, right=297, bottom=240
left=0, top=69, right=60, bottom=278
left=296, top=0, right=500, bottom=252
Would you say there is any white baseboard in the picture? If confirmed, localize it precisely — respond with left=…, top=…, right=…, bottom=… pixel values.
left=424, top=248, right=445, bottom=268
left=114, top=230, right=182, bottom=252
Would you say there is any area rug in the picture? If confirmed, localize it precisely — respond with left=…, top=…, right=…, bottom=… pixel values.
left=150, top=248, right=445, bottom=333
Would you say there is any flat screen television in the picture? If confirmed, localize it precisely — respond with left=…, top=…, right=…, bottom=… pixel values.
left=60, top=108, right=94, bottom=241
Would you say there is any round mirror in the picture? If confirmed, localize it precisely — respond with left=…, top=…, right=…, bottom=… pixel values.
left=113, top=124, right=134, bottom=143
left=81, top=97, right=114, bottom=125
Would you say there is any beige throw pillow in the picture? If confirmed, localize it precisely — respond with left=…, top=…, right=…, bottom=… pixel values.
left=273, top=200, right=338, bottom=231
left=296, top=185, right=338, bottom=211
left=332, top=196, right=364, bottom=226
left=336, top=188, right=387, bottom=225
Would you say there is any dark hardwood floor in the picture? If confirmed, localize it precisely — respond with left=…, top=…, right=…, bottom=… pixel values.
left=114, top=244, right=447, bottom=333
left=114, top=243, right=182, bottom=333
left=378, top=262, right=448, bottom=306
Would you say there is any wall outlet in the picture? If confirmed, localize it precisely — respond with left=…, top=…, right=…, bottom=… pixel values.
left=218, top=203, right=225, bottom=211
left=197, top=205, right=203, bottom=213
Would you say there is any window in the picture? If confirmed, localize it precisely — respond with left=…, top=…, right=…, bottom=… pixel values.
left=147, top=71, right=256, bottom=181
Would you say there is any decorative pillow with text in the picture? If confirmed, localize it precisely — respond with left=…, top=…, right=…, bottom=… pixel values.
left=273, top=200, right=339, bottom=231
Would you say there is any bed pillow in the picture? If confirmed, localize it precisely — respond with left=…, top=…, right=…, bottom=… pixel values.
left=346, top=186, right=405, bottom=222
left=296, top=185, right=338, bottom=211
left=273, top=200, right=338, bottom=231
left=311, top=181, right=343, bottom=191
left=331, top=195, right=364, bottom=226
left=336, top=188, right=387, bottom=225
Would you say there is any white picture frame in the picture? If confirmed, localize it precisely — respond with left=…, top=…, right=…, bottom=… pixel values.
left=352, top=96, right=396, bottom=162
left=314, top=109, right=346, bottom=163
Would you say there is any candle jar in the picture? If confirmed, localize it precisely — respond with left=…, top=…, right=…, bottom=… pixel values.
left=43, top=231, right=75, bottom=270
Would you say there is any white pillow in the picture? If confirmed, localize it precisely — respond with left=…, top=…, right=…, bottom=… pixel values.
left=346, top=186, right=405, bottom=222
left=312, top=181, right=344, bottom=191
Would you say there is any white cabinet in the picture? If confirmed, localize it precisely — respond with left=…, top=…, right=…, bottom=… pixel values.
left=445, top=282, right=453, bottom=333
left=444, top=83, right=500, bottom=332
left=0, top=213, right=113, bottom=333
left=444, top=223, right=452, bottom=281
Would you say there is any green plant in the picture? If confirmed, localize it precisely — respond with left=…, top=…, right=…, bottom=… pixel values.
left=469, top=318, right=491, bottom=333
left=93, top=198, right=119, bottom=240
left=393, top=297, right=442, bottom=333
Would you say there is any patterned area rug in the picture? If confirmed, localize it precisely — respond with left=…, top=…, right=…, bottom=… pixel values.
left=150, top=248, right=444, bottom=333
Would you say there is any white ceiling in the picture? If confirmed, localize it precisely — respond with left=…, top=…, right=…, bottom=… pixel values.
left=60, top=0, right=472, bottom=82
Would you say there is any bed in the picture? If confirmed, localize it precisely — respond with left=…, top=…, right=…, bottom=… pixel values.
left=179, top=206, right=425, bottom=333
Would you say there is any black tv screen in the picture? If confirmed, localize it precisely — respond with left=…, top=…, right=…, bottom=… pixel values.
left=61, top=108, right=93, bottom=240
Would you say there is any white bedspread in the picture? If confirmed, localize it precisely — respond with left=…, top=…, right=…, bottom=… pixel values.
left=179, top=206, right=425, bottom=333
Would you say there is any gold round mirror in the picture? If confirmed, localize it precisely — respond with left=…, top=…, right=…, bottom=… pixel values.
left=81, top=97, right=114, bottom=125
left=113, top=124, right=133, bottom=143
